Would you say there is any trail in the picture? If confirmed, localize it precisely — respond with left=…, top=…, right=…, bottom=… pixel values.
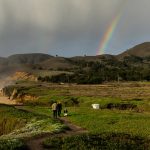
left=14, top=106, right=88, bottom=150
left=0, top=97, right=88, bottom=150
left=26, top=117, right=88, bottom=150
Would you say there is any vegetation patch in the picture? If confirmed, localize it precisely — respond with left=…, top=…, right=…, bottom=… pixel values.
left=43, top=133, right=150, bottom=150
left=1, top=118, right=64, bottom=139
left=0, top=105, right=65, bottom=149
left=1, top=82, right=150, bottom=149
left=0, top=139, right=27, bottom=150
left=68, top=107, right=150, bottom=137
left=0, top=105, right=31, bottom=136
left=106, top=103, right=137, bottom=110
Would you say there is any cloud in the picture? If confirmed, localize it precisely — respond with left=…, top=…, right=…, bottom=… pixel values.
left=107, top=0, right=150, bottom=54
left=0, top=0, right=150, bottom=56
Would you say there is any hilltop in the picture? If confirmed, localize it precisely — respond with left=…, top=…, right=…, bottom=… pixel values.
left=0, top=42, right=149, bottom=82
left=0, top=42, right=149, bottom=67
left=117, top=42, right=150, bottom=59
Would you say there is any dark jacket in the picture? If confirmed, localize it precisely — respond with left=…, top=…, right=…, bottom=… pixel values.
left=57, top=103, right=62, bottom=110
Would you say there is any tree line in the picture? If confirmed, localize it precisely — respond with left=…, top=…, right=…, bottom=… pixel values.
left=38, top=56, right=150, bottom=84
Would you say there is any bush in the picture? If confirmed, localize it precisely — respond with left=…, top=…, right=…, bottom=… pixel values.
left=0, top=139, right=27, bottom=150
left=64, top=97, right=79, bottom=107
left=43, top=133, right=150, bottom=150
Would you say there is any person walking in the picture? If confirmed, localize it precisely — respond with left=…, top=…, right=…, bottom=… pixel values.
left=57, top=101, right=62, bottom=117
left=51, top=102, right=57, bottom=118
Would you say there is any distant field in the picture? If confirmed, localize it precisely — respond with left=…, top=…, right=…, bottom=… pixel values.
left=12, top=81, right=150, bottom=107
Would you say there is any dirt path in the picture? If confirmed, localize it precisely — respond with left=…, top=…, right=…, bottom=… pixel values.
left=0, top=99, right=87, bottom=150
left=0, top=96, right=17, bottom=105
left=26, top=117, right=88, bottom=150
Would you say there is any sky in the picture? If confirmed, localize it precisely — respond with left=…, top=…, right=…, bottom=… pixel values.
left=0, top=0, right=150, bottom=57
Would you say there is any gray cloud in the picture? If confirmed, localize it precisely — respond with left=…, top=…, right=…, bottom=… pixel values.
left=0, top=0, right=150, bottom=57
left=108, top=0, right=150, bottom=54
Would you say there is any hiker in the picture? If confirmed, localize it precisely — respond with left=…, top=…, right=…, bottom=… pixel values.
left=51, top=102, right=57, bottom=118
left=64, top=108, right=68, bottom=116
left=57, top=101, right=62, bottom=117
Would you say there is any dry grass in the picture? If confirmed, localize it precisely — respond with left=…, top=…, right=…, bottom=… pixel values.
left=45, top=82, right=150, bottom=100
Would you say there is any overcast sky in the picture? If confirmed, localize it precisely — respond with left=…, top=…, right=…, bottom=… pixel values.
left=0, top=0, right=150, bottom=57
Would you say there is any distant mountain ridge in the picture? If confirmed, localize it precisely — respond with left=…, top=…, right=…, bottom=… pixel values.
left=0, top=42, right=150, bottom=63
left=117, top=42, right=150, bottom=59
left=7, top=53, right=53, bottom=65
left=0, top=42, right=150, bottom=76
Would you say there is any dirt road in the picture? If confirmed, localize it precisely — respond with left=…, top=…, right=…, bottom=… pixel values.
left=26, top=117, right=88, bottom=150
left=0, top=99, right=88, bottom=150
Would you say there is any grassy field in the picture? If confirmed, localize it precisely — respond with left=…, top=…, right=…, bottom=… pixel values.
left=20, top=104, right=150, bottom=136
left=43, top=133, right=149, bottom=150
left=68, top=108, right=150, bottom=136
left=0, top=104, right=65, bottom=150
left=10, top=81, right=150, bottom=107
left=1, top=81, right=150, bottom=149
left=5, top=82, right=150, bottom=136
left=11, top=104, right=150, bottom=149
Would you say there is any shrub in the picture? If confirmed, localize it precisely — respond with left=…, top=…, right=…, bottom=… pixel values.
left=64, top=97, right=79, bottom=107
left=43, top=133, right=150, bottom=150
left=0, top=139, right=27, bottom=150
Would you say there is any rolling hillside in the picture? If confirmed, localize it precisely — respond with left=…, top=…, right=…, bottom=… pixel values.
left=0, top=42, right=150, bottom=79
left=39, top=57, right=75, bottom=70
left=117, top=42, right=150, bottom=59
left=7, top=53, right=53, bottom=65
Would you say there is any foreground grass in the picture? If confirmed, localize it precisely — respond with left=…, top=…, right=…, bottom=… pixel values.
left=0, top=139, right=27, bottom=150
left=43, top=107, right=150, bottom=149
left=0, top=105, right=149, bottom=150
left=1, top=81, right=150, bottom=149
left=0, top=104, right=65, bottom=150
left=67, top=107, right=150, bottom=138
left=21, top=105, right=150, bottom=138
left=43, top=133, right=150, bottom=150
left=19, top=106, right=150, bottom=138
left=0, top=104, right=34, bottom=136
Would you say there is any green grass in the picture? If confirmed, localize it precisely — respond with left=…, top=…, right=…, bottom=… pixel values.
left=16, top=106, right=52, bottom=117
left=0, top=104, right=65, bottom=149
left=77, top=96, right=137, bottom=107
left=0, top=105, right=65, bottom=139
left=2, top=82, right=150, bottom=149
left=13, top=83, right=149, bottom=109
left=43, top=133, right=150, bottom=150
left=0, top=104, right=34, bottom=136
left=67, top=107, right=150, bottom=137
left=0, top=139, right=27, bottom=150
left=6, top=81, right=150, bottom=108
left=18, top=106, right=150, bottom=138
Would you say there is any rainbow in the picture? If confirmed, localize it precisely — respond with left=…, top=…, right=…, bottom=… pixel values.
left=97, top=13, right=121, bottom=55
left=97, top=1, right=127, bottom=55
